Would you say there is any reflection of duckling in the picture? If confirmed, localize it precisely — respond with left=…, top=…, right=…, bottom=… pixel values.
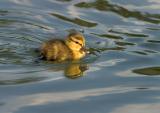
left=40, top=32, right=88, bottom=62
left=48, top=63, right=89, bottom=79
left=64, top=63, right=89, bottom=79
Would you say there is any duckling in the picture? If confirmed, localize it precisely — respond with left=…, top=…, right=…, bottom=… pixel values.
left=40, top=32, right=88, bottom=62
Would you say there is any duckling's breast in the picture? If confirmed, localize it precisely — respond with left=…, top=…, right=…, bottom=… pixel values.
left=71, top=50, right=86, bottom=60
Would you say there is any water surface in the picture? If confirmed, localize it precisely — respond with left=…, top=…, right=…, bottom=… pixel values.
left=0, top=0, right=160, bottom=113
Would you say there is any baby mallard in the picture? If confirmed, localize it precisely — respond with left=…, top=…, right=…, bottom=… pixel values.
left=40, top=32, right=88, bottom=62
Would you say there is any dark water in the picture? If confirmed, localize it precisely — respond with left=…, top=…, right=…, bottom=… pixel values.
left=0, top=0, right=160, bottom=113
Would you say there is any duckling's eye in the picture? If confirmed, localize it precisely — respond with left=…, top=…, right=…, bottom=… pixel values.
left=75, top=41, right=79, bottom=44
left=75, top=41, right=83, bottom=46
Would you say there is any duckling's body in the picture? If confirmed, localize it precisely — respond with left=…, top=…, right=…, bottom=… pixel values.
left=41, top=39, right=72, bottom=61
left=40, top=32, right=87, bottom=62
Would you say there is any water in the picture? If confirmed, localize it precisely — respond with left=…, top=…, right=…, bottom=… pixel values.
left=0, top=0, right=160, bottom=113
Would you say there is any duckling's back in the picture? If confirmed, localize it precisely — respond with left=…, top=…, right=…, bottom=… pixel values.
left=40, top=39, right=72, bottom=61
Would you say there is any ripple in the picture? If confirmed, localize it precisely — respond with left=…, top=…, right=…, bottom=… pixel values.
left=0, top=77, right=47, bottom=85
left=75, top=0, right=160, bottom=24
left=130, top=51, right=148, bottom=56
left=115, top=41, right=135, bottom=46
left=50, top=13, right=97, bottom=27
left=109, top=29, right=148, bottom=37
left=0, top=19, right=15, bottom=26
left=147, top=40, right=160, bottom=43
left=0, top=10, right=8, bottom=16
left=147, top=27, right=160, bottom=31
left=144, top=49, right=157, bottom=53
left=91, top=33, right=123, bottom=40
left=133, top=67, right=160, bottom=75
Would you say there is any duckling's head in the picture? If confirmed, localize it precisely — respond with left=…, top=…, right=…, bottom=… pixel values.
left=65, top=32, right=85, bottom=50
left=65, top=32, right=88, bottom=59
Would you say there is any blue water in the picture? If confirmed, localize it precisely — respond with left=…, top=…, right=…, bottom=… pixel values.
left=0, top=0, right=160, bottom=113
